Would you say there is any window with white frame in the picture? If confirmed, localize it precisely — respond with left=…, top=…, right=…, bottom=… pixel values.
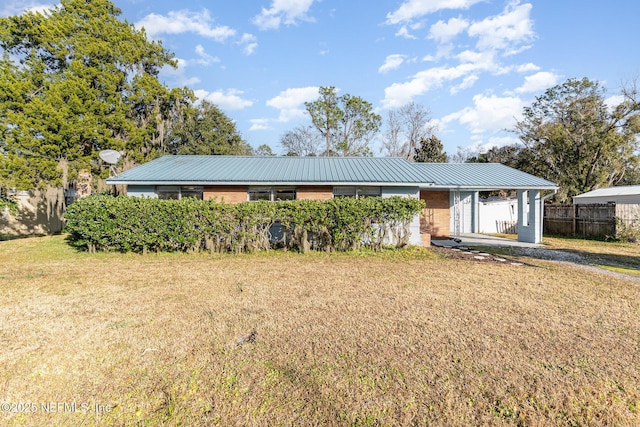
left=333, top=186, right=381, bottom=198
left=157, top=186, right=203, bottom=200
left=248, top=187, right=296, bottom=201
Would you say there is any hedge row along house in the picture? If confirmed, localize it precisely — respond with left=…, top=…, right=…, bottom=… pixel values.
left=106, top=156, right=558, bottom=244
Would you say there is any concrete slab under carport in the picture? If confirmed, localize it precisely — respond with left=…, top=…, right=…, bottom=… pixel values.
left=431, top=233, right=543, bottom=249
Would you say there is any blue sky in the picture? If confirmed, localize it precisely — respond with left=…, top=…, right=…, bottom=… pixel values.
left=2, top=0, right=639, bottom=156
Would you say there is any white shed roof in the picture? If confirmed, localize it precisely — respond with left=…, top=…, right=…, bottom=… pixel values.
left=573, top=185, right=640, bottom=200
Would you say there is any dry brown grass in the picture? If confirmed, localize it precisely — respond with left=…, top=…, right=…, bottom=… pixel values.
left=1, top=236, right=639, bottom=426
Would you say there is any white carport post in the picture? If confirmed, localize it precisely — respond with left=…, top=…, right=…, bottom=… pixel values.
left=517, top=189, right=541, bottom=243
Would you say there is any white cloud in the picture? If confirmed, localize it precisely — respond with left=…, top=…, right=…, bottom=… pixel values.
left=386, top=0, right=483, bottom=25
left=382, top=63, right=480, bottom=108
left=428, top=17, right=469, bottom=44
left=135, top=9, right=235, bottom=42
left=250, top=118, right=271, bottom=131
left=266, top=87, right=319, bottom=122
left=253, top=0, right=316, bottom=30
left=395, top=26, right=417, bottom=40
left=194, top=45, right=220, bottom=66
left=450, top=74, right=479, bottom=94
left=239, top=33, right=258, bottom=55
left=194, top=89, right=253, bottom=110
left=379, top=54, right=406, bottom=73
left=455, top=49, right=507, bottom=74
left=515, top=71, right=560, bottom=93
left=516, top=63, right=540, bottom=73
left=0, top=1, right=52, bottom=17
left=444, top=93, right=525, bottom=135
left=467, top=2, right=534, bottom=54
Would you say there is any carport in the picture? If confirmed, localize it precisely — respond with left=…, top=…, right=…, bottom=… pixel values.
left=412, top=163, right=558, bottom=244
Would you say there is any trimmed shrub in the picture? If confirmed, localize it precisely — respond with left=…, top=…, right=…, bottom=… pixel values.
left=64, top=195, right=424, bottom=253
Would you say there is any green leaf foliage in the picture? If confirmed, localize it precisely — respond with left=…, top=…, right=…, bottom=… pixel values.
left=413, top=135, right=448, bottom=163
left=64, top=195, right=424, bottom=254
left=304, top=86, right=381, bottom=156
left=164, top=100, right=251, bottom=156
left=0, top=0, right=191, bottom=191
left=513, top=77, right=640, bottom=202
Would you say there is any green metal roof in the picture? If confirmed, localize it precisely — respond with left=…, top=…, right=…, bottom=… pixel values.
left=411, top=163, right=557, bottom=190
left=106, top=155, right=429, bottom=186
left=106, top=155, right=557, bottom=190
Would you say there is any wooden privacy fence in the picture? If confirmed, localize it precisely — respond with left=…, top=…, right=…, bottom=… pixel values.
left=544, top=203, right=640, bottom=238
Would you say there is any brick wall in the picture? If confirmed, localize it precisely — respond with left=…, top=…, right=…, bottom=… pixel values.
left=420, top=190, right=450, bottom=238
left=296, top=186, right=333, bottom=200
left=203, top=186, right=248, bottom=203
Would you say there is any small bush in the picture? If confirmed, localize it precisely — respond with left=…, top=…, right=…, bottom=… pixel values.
left=64, top=195, right=424, bottom=253
left=615, top=216, right=640, bottom=243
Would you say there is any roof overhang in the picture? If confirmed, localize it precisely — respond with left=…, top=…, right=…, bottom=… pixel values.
left=419, top=185, right=559, bottom=191
left=106, top=180, right=434, bottom=187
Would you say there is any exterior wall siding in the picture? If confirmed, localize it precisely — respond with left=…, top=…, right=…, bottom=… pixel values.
left=420, top=190, right=450, bottom=238
left=203, top=186, right=248, bottom=203
left=574, top=195, right=640, bottom=204
left=297, top=186, right=333, bottom=200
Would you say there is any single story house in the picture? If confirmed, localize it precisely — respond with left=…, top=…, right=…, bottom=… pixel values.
left=106, top=156, right=557, bottom=244
left=573, top=185, right=640, bottom=205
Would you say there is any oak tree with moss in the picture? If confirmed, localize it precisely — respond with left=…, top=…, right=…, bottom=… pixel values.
left=0, top=0, right=189, bottom=194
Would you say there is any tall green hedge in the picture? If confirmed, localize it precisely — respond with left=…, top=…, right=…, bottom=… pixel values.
left=64, top=195, right=424, bottom=253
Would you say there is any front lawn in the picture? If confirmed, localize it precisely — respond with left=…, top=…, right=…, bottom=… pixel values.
left=1, top=236, right=638, bottom=426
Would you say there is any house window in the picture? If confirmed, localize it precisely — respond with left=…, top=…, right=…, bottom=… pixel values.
left=274, top=188, right=296, bottom=201
left=333, top=186, right=381, bottom=198
left=180, top=186, right=204, bottom=200
left=157, top=186, right=203, bottom=200
left=158, top=186, right=180, bottom=200
left=248, top=188, right=271, bottom=201
left=248, top=187, right=296, bottom=202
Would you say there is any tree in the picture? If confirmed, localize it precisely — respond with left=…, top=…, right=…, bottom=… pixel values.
left=164, top=101, right=251, bottom=155
left=335, top=94, right=381, bottom=156
left=381, top=109, right=403, bottom=157
left=514, top=77, right=640, bottom=202
left=304, top=86, right=381, bottom=156
left=381, top=102, right=436, bottom=159
left=304, top=86, right=341, bottom=156
left=413, top=135, right=448, bottom=163
left=0, top=0, right=187, bottom=192
left=465, top=145, right=523, bottom=167
left=449, top=146, right=475, bottom=163
left=254, top=144, right=275, bottom=156
left=280, top=125, right=321, bottom=156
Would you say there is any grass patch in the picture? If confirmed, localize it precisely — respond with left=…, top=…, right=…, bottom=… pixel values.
left=598, top=265, right=640, bottom=276
left=487, top=234, right=640, bottom=272
left=1, top=235, right=639, bottom=426
left=542, top=236, right=640, bottom=271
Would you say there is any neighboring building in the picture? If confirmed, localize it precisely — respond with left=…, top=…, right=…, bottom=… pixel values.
left=573, top=185, right=640, bottom=205
left=106, top=156, right=558, bottom=244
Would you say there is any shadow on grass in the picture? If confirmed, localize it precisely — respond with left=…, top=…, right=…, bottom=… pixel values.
left=564, top=249, right=640, bottom=270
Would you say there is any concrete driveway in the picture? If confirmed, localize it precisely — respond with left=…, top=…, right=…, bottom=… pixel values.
left=431, top=233, right=543, bottom=249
